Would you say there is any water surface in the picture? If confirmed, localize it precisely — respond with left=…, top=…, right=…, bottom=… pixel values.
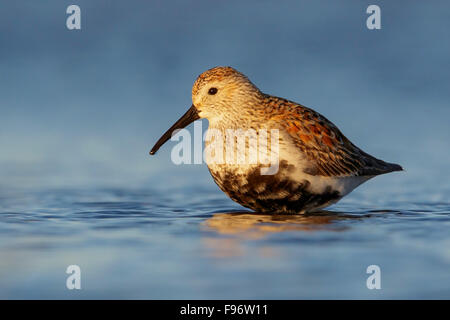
left=1, top=182, right=449, bottom=299
left=1, top=0, right=449, bottom=299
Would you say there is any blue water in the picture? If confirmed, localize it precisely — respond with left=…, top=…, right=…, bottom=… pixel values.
left=1, top=1, right=450, bottom=299
left=0, top=179, right=449, bottom=299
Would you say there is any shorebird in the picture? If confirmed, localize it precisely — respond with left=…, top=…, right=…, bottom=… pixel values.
left=150, top=66, right=402, bottom=214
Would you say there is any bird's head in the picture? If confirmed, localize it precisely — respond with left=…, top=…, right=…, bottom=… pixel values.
left=191, top=66, right=261, bottom=120
left=150, top=66, right=262, bottom=155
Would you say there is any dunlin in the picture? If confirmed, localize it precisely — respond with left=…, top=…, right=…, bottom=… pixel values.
left=150, top=66, right=402, bottom=214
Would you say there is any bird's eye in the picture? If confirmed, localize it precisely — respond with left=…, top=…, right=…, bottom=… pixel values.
left=208, top=87, right=218, bottom=95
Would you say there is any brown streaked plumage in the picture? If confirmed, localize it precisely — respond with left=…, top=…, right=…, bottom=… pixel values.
left=261, top=95, right=403, bottom=177
left=150, top=66, right=403, bottom=214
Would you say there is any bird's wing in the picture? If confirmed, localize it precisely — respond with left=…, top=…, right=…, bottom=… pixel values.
left=267, top=97, right=402, bottom=177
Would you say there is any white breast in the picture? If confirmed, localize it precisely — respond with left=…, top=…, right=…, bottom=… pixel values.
left=204, top=125, right=372, bottom=198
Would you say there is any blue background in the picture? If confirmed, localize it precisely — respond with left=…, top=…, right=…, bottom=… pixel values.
left=0, top=0, right=448, bottom=192
left=0, top=1, right=449, bottom=299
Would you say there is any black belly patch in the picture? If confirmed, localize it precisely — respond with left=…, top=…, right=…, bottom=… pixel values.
left=209, top=160, right=341, bottom=214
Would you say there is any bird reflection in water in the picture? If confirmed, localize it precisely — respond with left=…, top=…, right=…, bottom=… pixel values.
left=201, top=211, right=367, bottom=258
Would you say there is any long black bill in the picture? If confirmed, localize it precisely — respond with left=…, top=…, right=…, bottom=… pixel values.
left=149, top=104, right=199, bottom=155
